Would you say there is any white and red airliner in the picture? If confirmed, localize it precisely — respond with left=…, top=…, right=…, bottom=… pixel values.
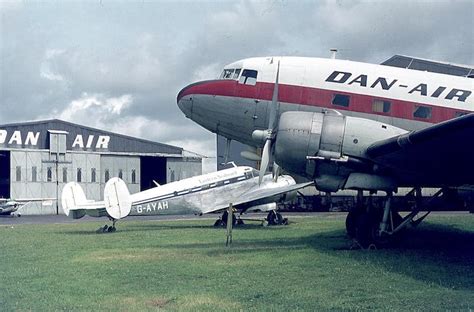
left=177, top=55, right=474, bottom=247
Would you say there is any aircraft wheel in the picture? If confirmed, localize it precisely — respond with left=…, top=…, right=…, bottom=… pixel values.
left=107, top=226, right=116, bottom=233
left=221, top=211, right=236, bottom=226
left=355, top=213, right=378, bottom=249
left=345, top=210, right=361, bottom=238
left=102, top=225, right=109, bottom=233
left=236, top=218, right=244, bottom=226
left=213, top=219, right=223, bottom=227
left=267, top=211, right=283, bottom=225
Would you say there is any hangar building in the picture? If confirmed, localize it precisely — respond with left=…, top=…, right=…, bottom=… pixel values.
left=0, top=119, right=202, bottom=215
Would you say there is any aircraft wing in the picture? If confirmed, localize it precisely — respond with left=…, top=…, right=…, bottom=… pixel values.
left=366, top=113, right=474, bottom=186
left=202, top=180, right=314, bottom=214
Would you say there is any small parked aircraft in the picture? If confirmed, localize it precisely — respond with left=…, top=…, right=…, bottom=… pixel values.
left=61, top=165, right=312, bottom=232
left=0, top=198, right=54, bottom=217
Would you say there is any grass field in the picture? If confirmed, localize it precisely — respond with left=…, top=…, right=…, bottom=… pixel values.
left=1, top=214, right=473, bottom=311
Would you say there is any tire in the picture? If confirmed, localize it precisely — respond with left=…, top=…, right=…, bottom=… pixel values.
left=267, top=211, right=283, bottom=225
left=345, top=210, right=360, bottom=238
left=355, top=213, right=377, bottom=248
left=221, top=211, right=236, bottom=226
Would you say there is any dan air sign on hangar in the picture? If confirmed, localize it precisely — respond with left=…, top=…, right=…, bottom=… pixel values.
left=0, top=129, right=110, bottom=151
left=0, top=120, right=183, bottom=155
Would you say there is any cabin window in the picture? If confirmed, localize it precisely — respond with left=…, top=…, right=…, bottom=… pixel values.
left=63, top=168, right=68, bottom=183
left=105, top=169, right=110, bottom=182
left=131, top=169, right=136, bottom=184
left=239, top=69, right=258, bottom=85
left=332, top=94, right=350, bottom=107
left=372, top=99, right=391, bottom=113
left=47, top=167, right=52, bottom=182
left=413, top=105, right=432, bottom=119
left=15, top=166, right=21, bottom=182
left=32, top=166, right=37, bottom=182
left=91, top=168, right=96, bottom=183
left=77, top=168, right=82, bottom=183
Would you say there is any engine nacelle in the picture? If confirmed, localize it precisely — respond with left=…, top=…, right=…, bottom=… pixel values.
left=274, top=111, right=407, bottom=187
left=274, top=111, right=345, bottom=177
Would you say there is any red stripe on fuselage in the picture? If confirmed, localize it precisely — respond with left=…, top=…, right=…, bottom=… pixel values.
left=178, top=80, right=469, bottom=123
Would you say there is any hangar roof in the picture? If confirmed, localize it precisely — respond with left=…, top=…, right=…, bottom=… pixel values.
left=0, top=119, right=186, bottom=155
left=381, top=55, right=474, bottom=78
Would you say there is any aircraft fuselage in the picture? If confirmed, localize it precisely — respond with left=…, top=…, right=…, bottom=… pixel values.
left=177, top=57, right=473, bottom=148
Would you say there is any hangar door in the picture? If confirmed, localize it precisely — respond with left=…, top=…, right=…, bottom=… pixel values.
left=140, top=156, right=166, bottom=191
left=0, top=151, right=10, bottom=198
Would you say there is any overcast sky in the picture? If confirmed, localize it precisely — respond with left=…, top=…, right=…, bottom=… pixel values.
left=1, top=0, right=473, bottom=172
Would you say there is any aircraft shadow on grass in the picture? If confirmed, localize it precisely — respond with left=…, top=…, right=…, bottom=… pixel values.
left=154, top=222, right=474, bottom=291
left=58, top=220, right=276, bottom=235
left=59, top=220, right=474, bottom=290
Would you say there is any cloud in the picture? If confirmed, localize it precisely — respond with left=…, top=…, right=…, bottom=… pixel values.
left=40, top=92, right=216, bottom=158
left=1, top=1, right=473, bottom=176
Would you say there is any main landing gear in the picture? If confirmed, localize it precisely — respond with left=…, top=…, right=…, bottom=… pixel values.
left=346, top=188, right=436, bottom=248
left=266, top=210, right=288, bottom=226
left=213, top=210, right=288, bottom=227
left=214, top=210, right=243, bottom=227
left=97, top=218, right=117, bottom=233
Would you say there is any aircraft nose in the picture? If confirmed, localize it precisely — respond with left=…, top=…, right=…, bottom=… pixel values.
left=177, top=84, right=194, bottom=117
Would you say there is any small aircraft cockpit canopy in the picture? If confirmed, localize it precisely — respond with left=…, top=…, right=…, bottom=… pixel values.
left=239, top=69, right=258, bottom=86
left=220, top=68, right=242, bottom=80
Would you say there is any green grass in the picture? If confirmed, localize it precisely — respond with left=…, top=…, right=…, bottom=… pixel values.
left=1, top=214, right=473, bottom=311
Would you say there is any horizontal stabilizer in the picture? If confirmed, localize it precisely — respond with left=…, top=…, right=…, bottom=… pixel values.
left=104, top=177, right=132, bottom=219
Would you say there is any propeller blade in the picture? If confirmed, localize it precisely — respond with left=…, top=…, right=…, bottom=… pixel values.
left=268, top=60, right=280, bottom=131
left=259, top=139, right=271, bottom=185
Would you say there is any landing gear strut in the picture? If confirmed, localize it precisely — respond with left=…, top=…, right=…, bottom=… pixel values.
left=97, top=218, right=117, bottom=233
left=347, top=187, right=441, bottom=248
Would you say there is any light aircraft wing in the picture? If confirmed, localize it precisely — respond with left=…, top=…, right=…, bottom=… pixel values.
left=202, top=179, right=314, bottom=214
left=366, top=113, right=474, bottom=186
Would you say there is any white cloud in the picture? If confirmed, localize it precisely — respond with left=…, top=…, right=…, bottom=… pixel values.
left=52, top=93, right=132, bottom=122
left=40, top=49, right=66, bottom=81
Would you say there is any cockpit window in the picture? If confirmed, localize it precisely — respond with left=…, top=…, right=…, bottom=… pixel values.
left=251, top=169, right=259, bottom=177
left=220, top=69, right=234, bottom=79
left=220, top=68, right=242, bottom=80
left=233, top=69, right=241, bottom=79
left=239, top=69, right=258, bottom=86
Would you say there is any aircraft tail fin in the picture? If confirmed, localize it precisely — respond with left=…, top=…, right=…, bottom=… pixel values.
left=61, top=182, right=89, bottom=218
left=104, top=177, right=132, bottom=220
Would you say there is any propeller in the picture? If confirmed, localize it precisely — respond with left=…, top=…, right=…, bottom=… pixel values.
left=254, top=60, right=280, bottom=184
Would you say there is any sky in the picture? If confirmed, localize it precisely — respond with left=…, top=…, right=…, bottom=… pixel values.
left=1, top=0, right=473, bottom=172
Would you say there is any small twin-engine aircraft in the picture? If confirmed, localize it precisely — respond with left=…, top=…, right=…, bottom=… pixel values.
left=177, top=55, right=473, bottom=247
left=61, top=165, right=312, bottom=232
left=0, top=198, right=54, bottom=217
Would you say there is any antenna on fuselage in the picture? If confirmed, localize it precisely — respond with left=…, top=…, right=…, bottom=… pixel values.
left=330, top=49, right=338, bottom=59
